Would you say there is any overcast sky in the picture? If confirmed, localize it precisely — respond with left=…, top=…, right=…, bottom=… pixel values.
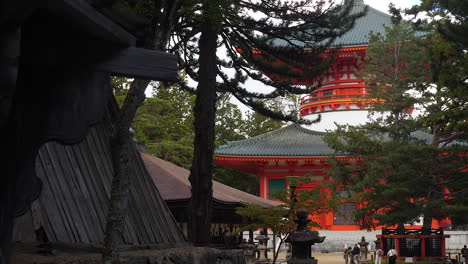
left=228, top=0, right=425, bottom=112
left=365, top=0, right=421, bottom=14
left=147, top=0, right=424, bottom=107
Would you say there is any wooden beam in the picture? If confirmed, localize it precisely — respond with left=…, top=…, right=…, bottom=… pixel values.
left=95, top=47, right=178, bottom=82
left=0, top=1, right=40, bottom=27
left=20, top=19, right=177, bottom=81
left=47, top=0, right=136, bottom=46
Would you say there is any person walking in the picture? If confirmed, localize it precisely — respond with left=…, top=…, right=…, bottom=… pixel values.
left=344, top=247, right=352, bottom=264
left=387, top=248, right=397, bottom=264
left=352, top=244, right=361, bottom=264
left=375, top=247, right=383, bottom=264
left=461, top=245, right=468, bottom=264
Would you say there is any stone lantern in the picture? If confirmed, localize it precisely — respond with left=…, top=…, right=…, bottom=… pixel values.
left=286, top=209, right=325, bottom=264
left=358, top=236, right=370, bottom=264
left=374, top=238, right=380, bottom=250
left=255, top=229, right=270, bottom=264
left=239, top=239, right=257, bottom=264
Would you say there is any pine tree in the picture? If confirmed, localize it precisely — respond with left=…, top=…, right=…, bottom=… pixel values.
left=104, top=0, right=364, bottom=250
left=324, top=22, right=468, bottom=231
left=175, top=0, right=364, bottom=245
left=236, top=176, right=339, bottom=264
left=102, top=2, right=180, bottom=262
left=407, top=0, right=468, bottom=47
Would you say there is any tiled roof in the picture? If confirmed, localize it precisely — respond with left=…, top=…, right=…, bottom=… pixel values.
left=272, top=1, right=392, bottom=47
left=142, top=152, right=280, bottom=207
left=215, top=125, right=464, bottom=158
left=215, top=124, right=335, bottom=157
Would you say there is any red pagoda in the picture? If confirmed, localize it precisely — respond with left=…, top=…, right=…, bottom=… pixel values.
left=214, top=0, right=449, bottom=252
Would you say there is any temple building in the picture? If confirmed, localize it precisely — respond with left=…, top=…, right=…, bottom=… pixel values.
left=214, top=0, right=450, bottom=250
left=141, top=152, right=279, bottom=247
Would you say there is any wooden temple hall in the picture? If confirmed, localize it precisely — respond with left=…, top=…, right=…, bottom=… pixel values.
left=142, top=153, right=279, bottom=247
left=0, top=1, right=265, bottom=263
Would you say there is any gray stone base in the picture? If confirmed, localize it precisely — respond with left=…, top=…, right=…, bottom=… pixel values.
left=287, top=257, right=318, bottom=264
left=120, top=247, right=246, bottom=264
left=13, top=246, right=246, bottom=264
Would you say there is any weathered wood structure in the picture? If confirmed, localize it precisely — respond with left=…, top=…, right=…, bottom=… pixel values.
left=142, top=152, right=280, bottom=247
left=0, top=1, right=185, bottom=263
left=13, top=106, right=186, bottom=246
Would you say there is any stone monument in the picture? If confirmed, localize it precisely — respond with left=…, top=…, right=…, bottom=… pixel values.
left=240, top=239, right=257, bottom=264
left=286, top=209, right=325, bottom=264
left=255, top=229, right=270, bottom=264
left=358, top=236, right=370, bottom=264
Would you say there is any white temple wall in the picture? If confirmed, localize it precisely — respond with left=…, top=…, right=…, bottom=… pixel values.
left=302, top=110, right=370, bottom=132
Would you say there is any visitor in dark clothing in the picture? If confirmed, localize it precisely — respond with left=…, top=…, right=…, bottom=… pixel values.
left=352, top=244, right=360, bottom=264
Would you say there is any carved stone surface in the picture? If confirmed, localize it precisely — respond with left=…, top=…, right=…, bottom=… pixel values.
left=358, top=236, right=369, bottom=264
left=239, top=240, right=256, bottom=264
left=255, top=229, right=270, bottom=264
left=286, top=209, right=325, bottom=264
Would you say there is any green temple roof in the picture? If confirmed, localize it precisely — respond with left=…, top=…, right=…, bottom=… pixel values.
left=214, top=125, right=462, bottom=158
left=215, top=124, right=335, bottom=157
left=272, top=1, right=392, bottom=47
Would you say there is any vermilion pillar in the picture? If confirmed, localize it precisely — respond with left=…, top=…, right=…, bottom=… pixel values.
left=395, top=238, right=400, bottom=256
left=441, top=236, right=446, bottom=256
left=421, top=238, right=426, bottom=257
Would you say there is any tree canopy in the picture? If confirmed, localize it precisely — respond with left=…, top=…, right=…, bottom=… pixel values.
left=407, top=0, right=468, bottom=47
left=173, top=0, right=364, bottom=121
left=111, top=76, right=283, bottom=194
left=325, top=21, right=468, bottom=231
left=176, top=0, right=364, bottom=245
left=236, top=176, right=339, bottom=264
left=110, top=0, right=365, bottom=246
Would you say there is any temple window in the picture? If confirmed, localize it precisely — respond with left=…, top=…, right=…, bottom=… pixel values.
left=334, top=202, right=357, bottom=225
left=335, top=190, right=354, bottom=198
left=299, top=189, right=320, bottom=199
left=268, top=179, right=286, bottom=199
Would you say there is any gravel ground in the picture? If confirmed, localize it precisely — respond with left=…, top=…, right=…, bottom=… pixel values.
left=274, top=252, right=346, bottom=264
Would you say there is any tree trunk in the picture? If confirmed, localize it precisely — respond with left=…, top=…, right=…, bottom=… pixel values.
left=102, top=79, right=149, bottom=264
left=272, top=236, right=286, bottom=264
left=0, top=26, right=21, bottom=264
left=0, top=27, right=20, bottom=127
left=419, top=125, right=444, bottom=232
left=102, top=2, right=178, bottom=260
left=188, top=20, right=217, bottom=246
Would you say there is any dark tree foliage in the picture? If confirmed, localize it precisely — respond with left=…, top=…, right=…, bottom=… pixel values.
left=102, top=1, right=180, bottom=261
left=212, top=165, right=259, bottom=195
left=215, top=93, right=246, bottom=145
left=403, top=0, right=468, bottom=144
left=112, top=78, right=276, bottom=193
left=236, top=176, right=340, bottom=264
left=325, top=22, right=468, bottom=231
left=111, top=0, right=364, bottom=246
left=407, top=0, right=468, bottom=47
left=172, top=0, right=364, bottom=246
left=174, top=0, right=364, bottom=122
